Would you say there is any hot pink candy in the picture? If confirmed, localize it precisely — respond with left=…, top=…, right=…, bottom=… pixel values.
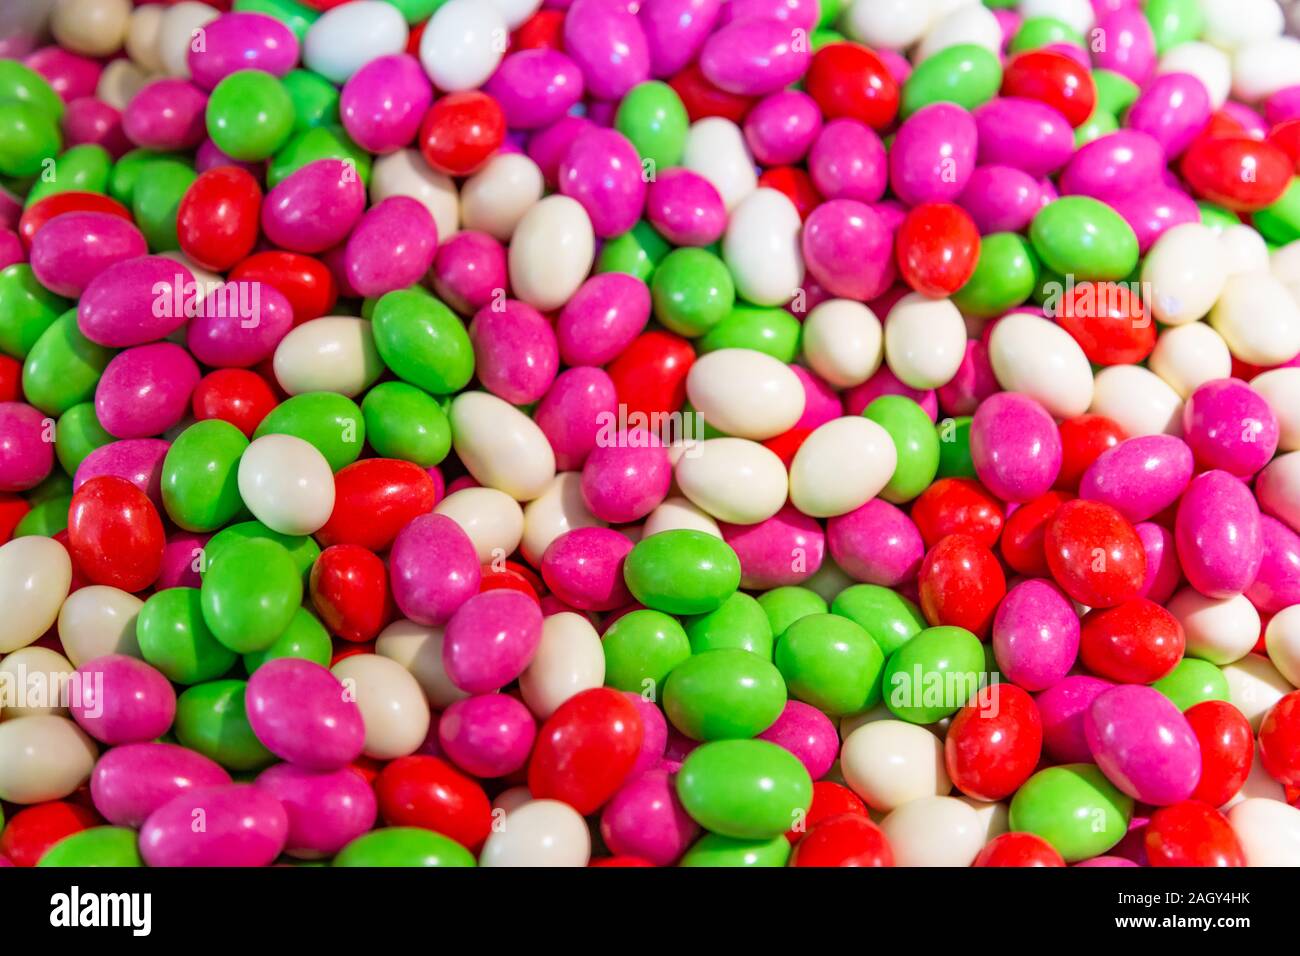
left=599, top=768, right=699, bottom=866
left=245, top=658, right=366, bottom=770
left=540, top=526, right=635, bottom=611
left=534, top=366, right=620, bottom=471
left=139, top=784, right=288, bottom=867
left=30, top=211, right=147, bottom=297
left=90, top=742, right=232, bottom=828
left=442, top=590, right=544, bottom=694
left=721, top=504, right=826, bottom=590
left=68, top=654, right=176, bottom=745
left=0, top=401, right=54, bottom=492
left=254, top=763, right=377, bottom=858
left=389, top=513, right=482, bottom=626
left=1079, top=434, right=1193, bottom=523
left=1084, top=684, right=1201, bottom=806
left=438, top=693, right=537, bottom=778
left=581, top=430, right=673, bottom=524
left=78, top=255, right=194, bottom=347
left=94, top=342, right=200, bottom=439
left=469, top=299, right=560, bottom=405
left=993, top=579, right=1080, bottom=692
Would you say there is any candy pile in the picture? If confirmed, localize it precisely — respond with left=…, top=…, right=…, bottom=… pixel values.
left=1, top=0, right=1299, bottom=870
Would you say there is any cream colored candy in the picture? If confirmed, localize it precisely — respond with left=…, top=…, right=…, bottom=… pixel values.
left=642, top=496, right=722, bottom=539
left=460, top=153, right=544, bottom=242
left=1140, top=223, right=1227, bottom=325
left=0, top=536, right=72, bottom=654
left=1272, top=238, right=1300, bottom=286
left=1252, top=369, right=1300, bottom=452
left=1202, top=0, right=1284, bottom=50
left=486, top=0, right=543, bottom=29
left=237, top=434, right=335, bottom=536
left=435, top=487, right=525, bottom=564
left=1257, top=450, right=1300, bottom=533
left=56, top=585, right=143, bottom=667
left=682, top=118, right=758, bottom=211
left=988, top=311, right=1093, bottom=418
left=1265, top=605, right=1300, bottom=689
left=1167, top=589, right=1260, bottom=666
left=303, top=0, right=408, bottom=84
left=686, top=349, right=805, bottom=441
left=419, top=0, right=507, bottom=93
left=1229, top=799, right=1300, bottom=866
left=493, top=786, right=533, bottom=817
left=0, top=647, right=73, bottom=719
left=1209, top=272, right=1300, bottom=366
left=520, top=472, right=604, bottom=566
left=480, top=798, right=591, bottom=867
left=722, top=188, right=804, bottom=307
left=880, top=795, right=984, bottom=867
left=845, top=0, right=934, bottom=49
left=0, top=715, right=98, bottom=805
left=1222, top=653, right=1292, bottom=730
left=1148, top=322, right=1232, bottom=399
left=801, top=299, right=883, bottom=388
left=450, top=391, right=557, bottom=501
left=674, top=437, right=789, bottom=525
left=96, top=58, right=151, bottom=111
left=883, top=293, right=966, bottom=390
left=1219, top=224, right=1271, bottom=274
left=124, top=3, right=165, bottom=72
left=839, top=720, right=951, bottom=813
left=371, top=149, right=460, bottom=241
left=790, top=416, right=897, bottom=518
left=1018, top=0, right=1094, bottom=35
left=332, top=653, right=431, bottom=760
left=157, top=2, right=219, bottom=78
left=508, top=195, right=594, bottom=312
left=959, top=796, right=1009, bottom=845
left=273, top=316, right=384, bottom=398
left=375, top=619, right=469, bottom=710
left=1232, top=36, right=1300, bottom=101
left=519, top=612, right=604, bottom=720
left=915, top=2, right=1000, bottom=61
left=51, top=0, right=132, bottom=57
left=1089, top=364, right=1183, bottom=437
left=1158, top=41, right=1232, bottom=108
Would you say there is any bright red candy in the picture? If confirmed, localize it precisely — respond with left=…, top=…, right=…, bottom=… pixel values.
left=757, top=166, right=822, bottom=221
left=191, top=368, right=277, bottom=437
left=229, top=251, right=338, bottom=325
left=972, top=832, right=1065, bottom=867
left=1056, top=281, right=1155, bottom=365
left=1000, top=50, right=1096, bottom=128
left=763, top=424, right=814, bottom=468
left=310, top=543, right=395, bottom=643
left=18, top=191, right=132, bottom=249
left=945, top=683, right=1042, bottom=801
left=791, top=813, right=894, bottom=867
left=895, top=202, right=980, bottom=297
left=315, top=458, right=438, bottom=551
left=66, top=476, right=165, bottom=593
left=1055, top=414, right=1126, bottom=491
left=1079, top=598, right=1184, bottom=683
left=1144, top=801, right=1245, bottom=867
left=1180, top=135, right=1293, bottom=212
left=419, top=91, right=506, bottom=177
left=804, top=42, right=899, bottom=131
left=918, top=533, right=1006, bottom=638
left=1259, top=690, right=1300, bottom=788
left=0, top=354, right=21, bottom=402
left=788, top=780, right=868, bottom=843
left=513, top=9, right=565, bottom=51
left=479, top=564, right=540, bottom=602
left=590, top=855, right=655, bottom=867
left=0, top=493, right=29, bottom=545
left=606, top=330, right=696, bottom=422
left=1044, top=499, right=1146, bottom=608
left=0, top=802, right=100, bottom=867
left=373, top=755, right=493, bottom=852
left=176, top=166, right=262, bottom=272
left=668, top=62, right=754, bottom=123
left=1185, top=699, right=1253, bottom=807
left=1267, top=118, right=1300, bottom=170
left=910, top=477, right=1005, bottom=549
left=1001, top=490, right=1072, bottom=577
left=528, top=687, right=643, bottom=815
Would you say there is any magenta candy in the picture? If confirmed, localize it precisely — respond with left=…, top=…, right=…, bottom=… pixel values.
left=625, top=690, right=669, bottom=777
left=890, top=103, right=977, bottom=206
left=639, top=0, right=721, bottom=78
left=698, top=17, right=809, bottom=96
left=1036, top=675, right=1115, bottom=764
left=0, top=189, right=19, bottom=232
left=1105, top=186, right=1199, bottom=253
left=1075, top=855, right=1140, bottom=867
left=78, top=255, right=194, bottom=347
left=186, top=281, right=293, bottom=368
left=187, top=12, right=299, bottom=91
left=158, top=531, right=209, bottom=590
left=254, top=763, right=377, bottom=858
left=527, top=115, right=596, bottom=187
left=1084, top=685, right=1201, bottom=805
left=431, top=230, right=508, bottom=316
left=970, top=392, right=1062, bottom=502
left=62, top=97, right=129, bottom=157
left=1245, top=515, right=1300, bottom=616
left=556, top=272, right=651, bottom=366
left=558, top=128, right=646, bottom=238
left=801, top=199, right=894, bottom=301
left=469, top=299, right=560, bottom=405
left=807, top=118, right=887, bottom=204
left=442, top=590, right=544, bottom=694
left=261, top=159, right=367, bottom=254
left=843, top=364, right=937, bottom=420
left=719, top=0, right=818, bottom=29
left=957, top=165, right=1042, bottom=235
left=1135, top=520, right=1181, bottom=604
left=245, top=658, right=366, bottom=770
left=1058, top=130, right=1165, bottom=199
left=1093, top=9, right=1156, bottom=85
left=1266, top=85, right=1300, bottom=124
left=340, top=54, right=434, bottom=154
left=1181, top=378, right=1280, bottom=478
left=121, top=79, right=209, bottom=151
left=90, top=742, right=232, bottom=828
left=600, top=768, right=699, bottom=866
left=30, top=211, right=147, bottom=297
left=791, top=365, right=844, bottom=429
left=389, top=512, right=482, bottom=626
left=485, top=50, right=585, bottom=130
left=0, top=228, right=22, bottom=270
left=992, top=579, right=1080, bottom=692
left=644, top=168, right=728, bottom=247
left=744, top=90, right=822, bottom=167
left=139, top=784, right=288, bottom=867
left=437, top=693, right=537, bottom=777
left=937, top=339, right=999, bottom=416
left=974, top=98, right=1075, bottom=179
left=73, top=438, right=170, bottom=509
left=535, top=366, right=620, bottom=470
left=195, top=138, right=260, bottom=176
left=563, top=0, right=651, bottom=101
left=1220, top=101, right=1267, bottom=139
left=581, top=429, right=672, bottom=524
left=67, top=654, right=176, bottom=745
left=1079, top=434, right=1193, bottom=523
left=1126, top=72, right=1213, bottom=158
left=26, top=46, right=101, bottom=102
left=541, top=526, right=634, bottom=612
left=343, top=195, right=438, bottom=298
left=721, top=504, right=825, bottom=590
left=0, top=402, right=53, bottom=492
left=94, top=342, right=200, bottom=439
left=757, top=700, right=839, bottom=780
left=827, top=498, right=923, bottom=587
left=1174, top=470, right=1263, bottom=599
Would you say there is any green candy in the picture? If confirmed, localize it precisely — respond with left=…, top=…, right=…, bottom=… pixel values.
left=137, top=587, right=239, bottom=685
left=334, top=828, right=476, bottom=867
left=1074, top=107, right=1118, bottom=148
left=1253, top=178, right=1300, bottom=246
left=882, top=624, right=985, bottom=724
left=361, top=381, right=451, bottom=467
left=0, top=98, right=62, bottom=178
left=14, top=496, right=70, bottom=538
left=371, top=290, right=475, bottom=395
left=109, top=149, right=181, bottom=206
left=615, top=81, right=689, bottom=171
left=901, top=44, right=1002, bottom=117
left=816, top=0, right=842, bottom=28
left=132, top=159, right=196, bottom=252
left=651, top=247, right=735, bottom=337
left=0, top=61, right=64, bottom=123
left=22, top=309, right=114, bottom=416
left=1031, top=196, right=1139, bottom=281
left=200, top=537, right=303, bottom=653
left=1197, top=200, right=1241, bottom=233
left=37, top=827, right=143, bottom=867
left=268, top=124, right=371, bottom=188
left=242, top=607, right=333, bottom=674
left=951, top=232, right=1039, bottom=318
left=26, top=144, right=112, bottom=204
left=676, top=739, right=812, bottom=839
left=281, top=68, right=340, bottom=131
left=208, top=71, right=295, bottom=162
left=863, top=395, right=939, bottom=503
left=254, top=391, right=365, bottom=471
left=1094, top=69, right=1140, bottom=116
left=1010, top=17, right=1083, bottom=52
left=935, top=415, right=975, bottom=479
left=174, top=679, right=276, bottom=771
left=623, top=529, right=741, bottom=615
left=678, top=832, right=791, bottom=867
left=204, top=519, right=320, bottom=584
left=1144, top=0, right=1204, bottom=55
left=775, top=613, right=884, bottom=716
left=596, top=219, right=672, bottom=282
left=1009, top=763, right=1134, bottom=862
left=0, top=264, right=70, bottom=358
left=55, top=402, right=113, bottom=475
left=830, top=584, right=928, bottom=658
left=29, top=469, right=71, bottom=505
left=698, top=304, right=802, bottom=363
left=602, top=608, right=692, bottom=694
left=161, top=420, right=249, bottom=532
left=384, top=0, right=448, bottom=23
left=234, top=0, right=320, bottom=41
left=684, top=592, right=774, bottom=658
left=1152, top=658, right=1230, bottom=711
left=756, top=585, right=828, bottom=639
left=662, top=648, right=786, bottom=740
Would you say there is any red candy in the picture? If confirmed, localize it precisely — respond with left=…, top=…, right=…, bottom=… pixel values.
left=1079, top=598, right=1185, bottom=683
left=788, top=779, right=868, bottom=843
left=1259, top=690, right=1300, bottom=788
left=1000, top=490, right=1072, bottom=577
left=1044, top=499, right=1146, bottom=608
left=910, top=477, right=1005, bottom=549
left=373, top=755, right=494, bottom=852
left=669, top=63, right=753, bottom=123
left=1180, top=135, right=1293, bottom=212
left=527, top=687, right=643, bottom=815
left=191, top=368, right=278, bottom=438
left=918, top=533, right=1006, bottom=638
left=1000, top=50, right=1096, bottom=128
left=945, top=683, right=1042, bottom=801
left=758, top=166, right=822, bottom=221
left=230, top=251, right=339, bottom=326
left=316, top=459, right=439, bottom=551
left=1056, top=281, right=1155, bottom=366
left=972, top=832, right=1065, bottom=867
left=804, top=42, right=899, bottom=131
left=17, top=191, right=132, bottom=250
left=1144, top=801, right=1245, bottom=868
left=895, top=202, right=980, bottom=297
left=606, top=330, right=696, bottom=422
left=1055, top=414, right=1126, bottom=491
left=419, top=91, right=507, bottom=177
left=66, top=475, right=165, bottom=593
left=0, top=801, right=99, bottom=867
left=790, top=813, right=894, bottom=867
left=1185, top=699, right=1254, bottom=808
left=310, top=543, right=395, bottom=643
left=176, top=166, right=263, bottom=272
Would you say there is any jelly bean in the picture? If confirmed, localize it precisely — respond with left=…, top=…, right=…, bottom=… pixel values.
left=56, top=584, right=142, bottom=666
left=1079, top=434, right=1193, bottom=524
left=992, top=579, right=1080, bottom=692
left=910, top=476, right=1004, bottom=550
left=174, top=679, right=275, bottom=771
left=246, top=658, right=364, bottom=769
left=677, top=738, right=812, bottom=839
left=67, top=475, right=164, bottom=593
left=663, top=648, right=786, bottom=740
left=1079, top=597, right=1185, bottom=684
left=35, top=826, right=143, bottom=868
left=388, top=513, right=480, bottom=627
left=1044, top=499, right=1146, bottom=607
left=774, top=613, right=883, bottom=717
left=1031, top=196, right=1139, bottom=280
left=1009, top=763, right=1133, bottom=862
left=946, top=683, right=1042, bottom=802
left=1152, top=657, right=1230, bottom=711
left=882, top=624, right=985, bottom=724
left=336, top=826, right=476, bottom=867
left=480, top=799, right=589, bottom=867
left=1085, top=684, right=1202, bottom=805
left=528, top=687, right=643, bottom=815
left=918, top=533, right=1006, bottom=639
left=969, top=392, right=1061, bottom=503
left=879, top=795, right=984, bottom=867
left=253, top=392, right=364, bottom=472
left=135, top=587, right=235, bottom=684
left=68, top=654, right=175, bottom=745
left=161, top=420, right=248, bottom=532
left=200, top=536, right=302, bottom=653
left=901, top=43, right=1001, bottom=117
left=373, top=754, right=492, bottom=850
left=332, top=653, right=430, bottom=759
left=789, top=416, right=896, bottom=519
left=973, top=831, right=1065, bottom=868
left=951, top=232, right=1040, bottom=319
left=1182, top=378, right=1280, bottom=478
left=469, top=299, right=558, bottom=405
left=261, top=158, right=366, bottom=254
left=139, top=783, right=287, bottom=867
left=1175, top=470, right=1263, bottom=599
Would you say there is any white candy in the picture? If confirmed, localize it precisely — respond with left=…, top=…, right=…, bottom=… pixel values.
left=1209, top=272, right=1300, bottom=368
left=880, top=795, right=984, bottom=867
left=485, top=0, right=542, bottom=29
left=988, top=312, right=1094, bottom=418
left=419, top=0, right=507, bottom=92
left=674, top=437, right=789, bottom=525
left=1167, top=589, right=1261, bottom=666
left=237, top=434, right=335, bottom=536
left=509, top=195, right=595, bottom=312
left=0, top=536, right=72, bottom=654
left=1221, top=653, right=1292, bottom=730
left=371, top=149, right=460, bottom=241
left=642, top=495, right=723, bottom=539
left=304, top=1, right=408, bottom=85
left=804, top=557, right=855, bottom=604
left=1232, top=36, right=1300, bottom=102
left=839, top=720, right=951, bottom=813
left=1265, top=605, right=1300, bottom=689
left=1158, top=42, right=1232, bottom=109
left=883, top=293, right=966, bottom=391
left=1202, top=0, right=1284, bottom=51
left=682, top=118, right=758, bottom=212
left=520, top=472, right=604, bottom=566
left=722, top=188, right=804, bottom=307
left=519, top=612, right=605, bottom=719
left=801, top=299, right=883, bottom=388
left=56, top=585, right=143, bottom=667
left=460, top=153, right=544, bottom=242
left=846, top=0, right=934, bottom=49
left=96, top=58, right=150, bottom=111
left=375, top=619, right=469, bottom=710
left=434, top=486, right=525, bottom=564
left=1140, top=223, right=1227, bottom=325
left=789, top=416, right=897, bottom=518
left=1017, top=0, right=1093, bottom=36
left=686, top=349, right=805, bottom=441
left=1256, top=451, right=1300, bottom=533
left=124, top=3, right=165, bottom=73
left=0, top=647, right=72, bottom=720
left=1219, top=224, right=1271, bottom=275
left=1229, top=799, right=1300, bottom=866
left=480, top=798, right=591, bottom=867
left=0, top=715, right=98, bottom=805
left=331, top=653, right=431, bottom=760
left=1089, top=365, right=1183, bottom=437
left=157, top=2, right=218, bottom=78
left=1272, top=239, right=1300, bottom=287
left=450, top=391, right=557, bottom=501
left=916, top=2, right=1000, bottom=61
left=960, top=796, right=1009, bottom=845
left=273, top=316, right=383, bottom=398
left=1251, top=368, right=1300, bottom=452
left=1148, top=322, right=1233, bottom=400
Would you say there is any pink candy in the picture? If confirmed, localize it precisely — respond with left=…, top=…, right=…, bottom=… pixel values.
left=469, top=299, right=560, bottom=404
left=68, top=654, right=176, bottom=745
left=389, top=513, right=482, bottom=626
left=78, top=255, right=194, bottom=347
left=970, top=392, right=1062, bottom=502
left=1084, top=685, right=1202, bottom=806
left=245, top=658, right=366, bottom=770
left=91, top=742, right=232, bottom=829
left=442, top=590, right=544, bottom=693
left=0, top=402, right=53, bottom=492
left=993, top=579, right=1081, bottom=692
left=438, top=693, right=537, bottom=777
left=139, top=784, right=288, bottom=868
left=94, top=342, right=200, bottom=439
